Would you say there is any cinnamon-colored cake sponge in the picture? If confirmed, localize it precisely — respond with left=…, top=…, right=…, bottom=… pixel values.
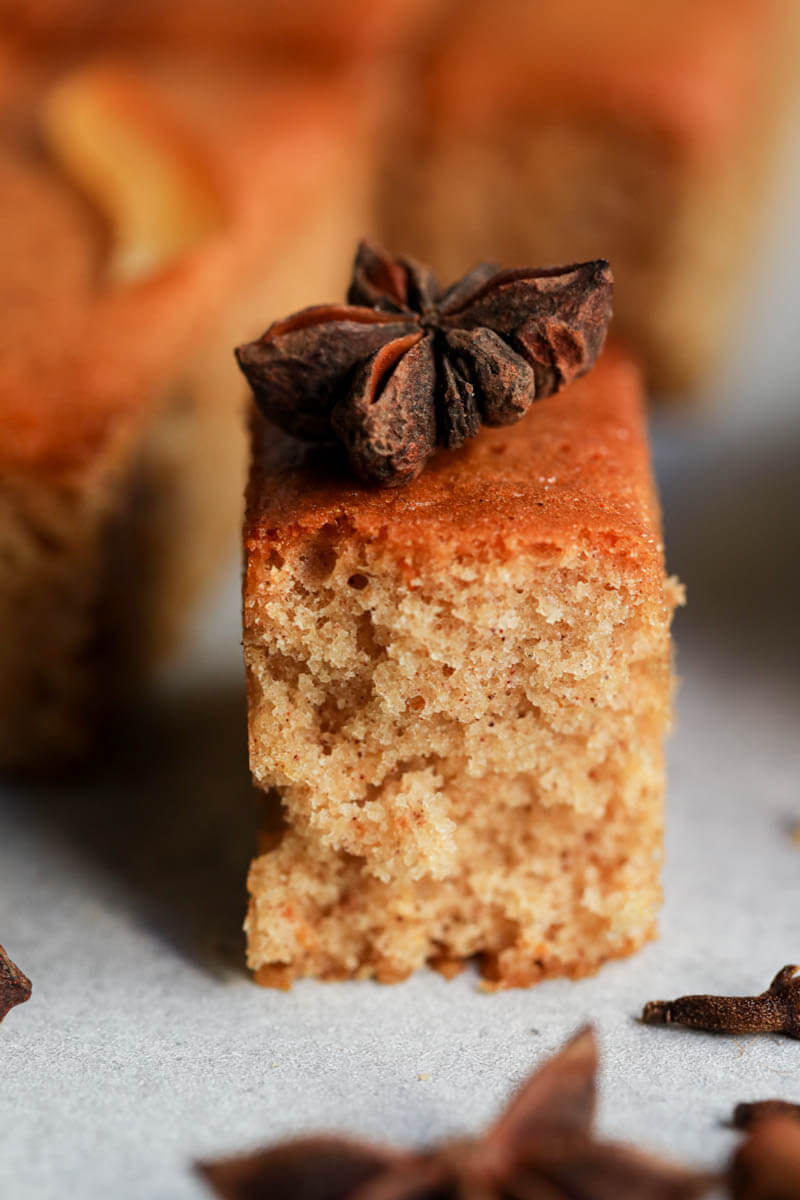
left=244, top=342, right=682, bottom=987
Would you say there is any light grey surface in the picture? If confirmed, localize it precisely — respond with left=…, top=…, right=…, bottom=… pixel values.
left=2, top=131, right=800, bottom=1200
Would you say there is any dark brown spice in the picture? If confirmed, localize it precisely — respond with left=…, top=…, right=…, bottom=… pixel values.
left=641, top=966, right=800, bottom=1037
left=0, top=943, right=32, bottom=1023
left=734, top=1101, right=800, bottom=1131
left=729, top=1116, right=800, bottom=1200
left=197, top=1026, right=715, bottom=1199
left=235, top=240, right=613, bottom=487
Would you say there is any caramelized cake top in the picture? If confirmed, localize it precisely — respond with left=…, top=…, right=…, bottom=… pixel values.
left=246, top=342, right=665, bottom=582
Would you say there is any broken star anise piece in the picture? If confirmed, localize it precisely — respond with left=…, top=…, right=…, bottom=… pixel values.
left=197, top=1026, right=715, bottom=1200
left=0, top=943, right=32, bottom=1023
left=235, top=240, right=613, bottom=487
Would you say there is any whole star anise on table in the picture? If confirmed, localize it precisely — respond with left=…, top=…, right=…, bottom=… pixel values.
left=197, top=1027, right=715, bottom=1199
left=235, top=241, right=613, bottom=487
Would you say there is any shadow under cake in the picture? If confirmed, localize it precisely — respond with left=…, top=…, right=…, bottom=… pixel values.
left=0, top=55, right=375, bottom=769
left=243, top=342, right=682, bottom=988
left=379, top=0, right=799, bottom=393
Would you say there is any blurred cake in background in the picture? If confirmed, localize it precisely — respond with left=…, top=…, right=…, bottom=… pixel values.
left=0, top=0, right=445, bottom=62
left=380, top=0, right=799, bottom=392
left=0, top=57, right=374, bottom=768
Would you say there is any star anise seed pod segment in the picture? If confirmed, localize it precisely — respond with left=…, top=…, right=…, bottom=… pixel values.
left=197, top=1027, right=716, bottom=1200
left=235, top=241, right=613, bottom=487
left=0, top=943, right=32, bottom=1023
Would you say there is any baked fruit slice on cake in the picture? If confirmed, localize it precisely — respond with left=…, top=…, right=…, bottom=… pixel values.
left=0, top=58, right=374, bottom=768
left=380, top=0, right=799, bottom=392
left=237, top=243, right=682, bottom=988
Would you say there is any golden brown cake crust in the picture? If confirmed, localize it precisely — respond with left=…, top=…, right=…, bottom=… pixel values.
left=246, top=342, right=663, bottom=577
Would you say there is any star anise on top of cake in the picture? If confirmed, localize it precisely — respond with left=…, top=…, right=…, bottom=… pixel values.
left=235, top=241, right=613, bottom=487
left=198, top=1027, right=714, bottom=1199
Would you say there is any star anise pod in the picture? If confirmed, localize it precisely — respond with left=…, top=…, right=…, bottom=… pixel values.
left=0, top=943, right=32, bottom=1023
left=197, top=1026, right=715, bottom=1199
left=235, top=241, right=613, bottom=487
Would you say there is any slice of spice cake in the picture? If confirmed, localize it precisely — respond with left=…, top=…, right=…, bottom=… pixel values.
left=238, top=244, right=681, bottom=987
